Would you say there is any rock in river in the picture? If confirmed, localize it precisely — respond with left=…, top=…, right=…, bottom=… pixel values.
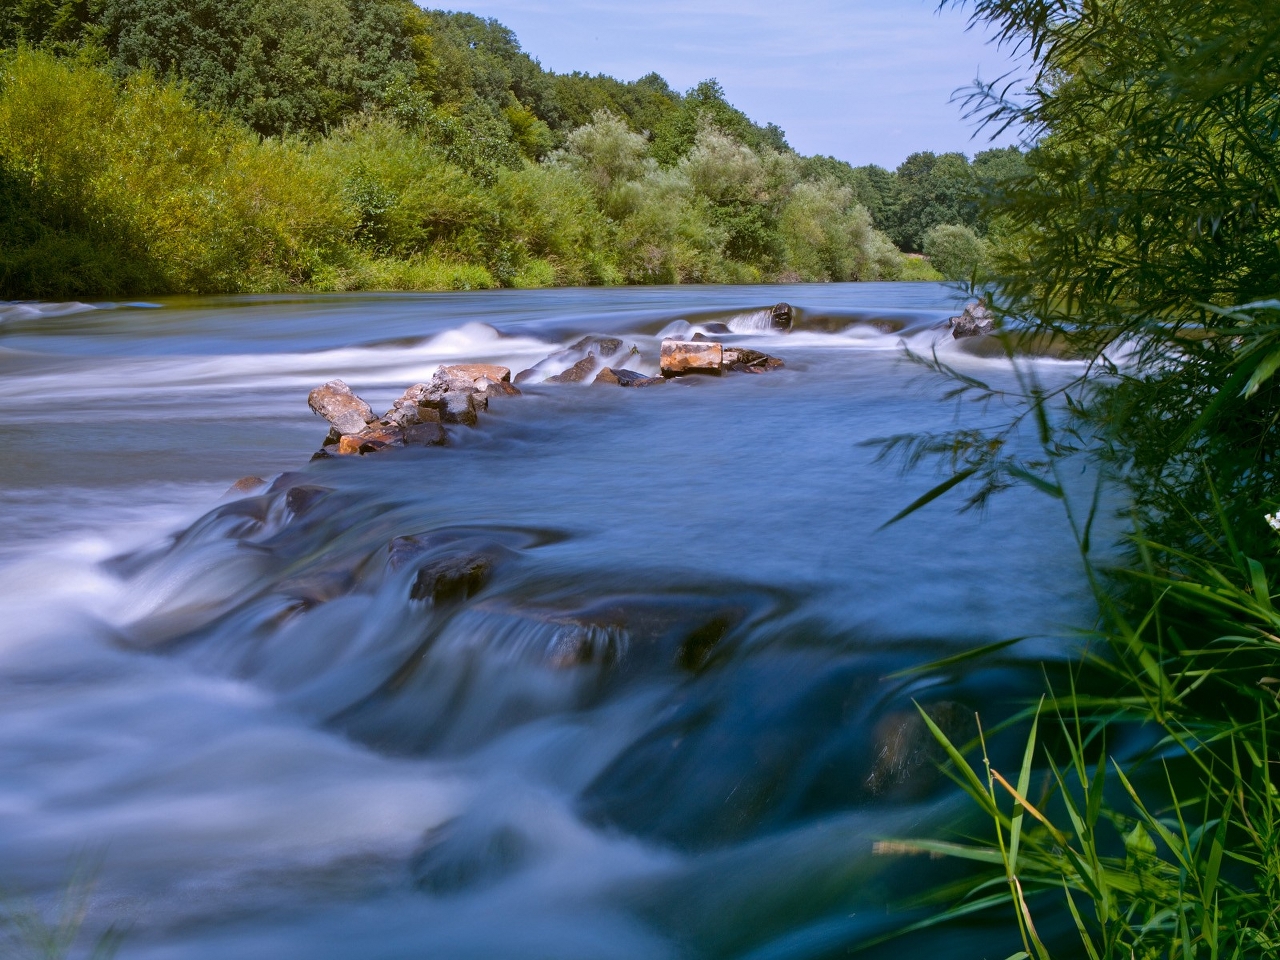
left=308, top=379, right=376, bottom=435
left=661, top=340, right=722, bottom=376
left=544, top=355, right=598, bottom=383
left=593, top=367, right=664, bottom=387
left=949, top=300, right=996, bottom=339
left=771, top=302, right=794, bottom=331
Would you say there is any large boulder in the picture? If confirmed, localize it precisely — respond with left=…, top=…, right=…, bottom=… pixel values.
left=593, top=367, right=664, bottom=387
left=661, top=340, right=722, bottom=376
left=949, top=301, right=996, bottom=339
left=308, top=379, right=375, bottom=435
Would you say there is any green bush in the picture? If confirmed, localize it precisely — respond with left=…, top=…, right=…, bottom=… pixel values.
left=922, top=223, right=988, bottom=281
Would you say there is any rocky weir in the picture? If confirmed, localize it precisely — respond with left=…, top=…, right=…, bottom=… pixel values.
left=304, top=325, right=787, bottom=458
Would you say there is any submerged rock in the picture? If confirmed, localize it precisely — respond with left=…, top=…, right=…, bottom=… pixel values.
left=865, top=701, right=977, bottom=798
left=544, top=355, right=598, bottom=383
left=568, top=336, right=624, bottom=358
left=949, top=300, right=996, bottom=339
left=410, top=553, right=494, bottom=605
left=308, top=379, right=376, bottom=435
left=661, top=340, right=722, bottom=376
left=225, top=475, right=268, bottom=497
left=593, top=367, right=663, bottom=387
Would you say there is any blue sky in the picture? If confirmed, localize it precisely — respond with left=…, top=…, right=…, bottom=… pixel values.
left=442, top=0, right=1027, bottom=168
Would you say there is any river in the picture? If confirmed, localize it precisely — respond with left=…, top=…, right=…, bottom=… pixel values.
left=0, top=284, right=1097, bottom=959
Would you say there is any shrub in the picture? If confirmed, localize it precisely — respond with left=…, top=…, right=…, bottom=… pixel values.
left=922, top=223, right=988, bottom=282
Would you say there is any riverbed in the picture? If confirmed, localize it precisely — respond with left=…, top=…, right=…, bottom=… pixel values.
left=0, top=284, right=1097, bottom=959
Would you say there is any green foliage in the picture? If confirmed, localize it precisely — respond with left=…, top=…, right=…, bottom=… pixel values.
left=922, top=223, right=989, bottom=282
left=868, top=0, right=1280, bottom=954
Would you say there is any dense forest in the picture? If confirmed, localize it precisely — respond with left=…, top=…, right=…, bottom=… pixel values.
left=0, top=0, right=1020, bottom=296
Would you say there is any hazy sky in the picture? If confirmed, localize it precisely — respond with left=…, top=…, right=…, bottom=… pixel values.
left=444, top=0, right=1027, bottom=169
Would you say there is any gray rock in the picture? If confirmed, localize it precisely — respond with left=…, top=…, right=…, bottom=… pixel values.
left=442, top=390, right=479, bottom=426
left=308, top=379, right=375, bottom=435
left=950, top=301, right=996, bottom=339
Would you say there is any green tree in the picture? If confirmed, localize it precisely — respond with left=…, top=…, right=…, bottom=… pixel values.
left=922, top=222, right=987, bottom=281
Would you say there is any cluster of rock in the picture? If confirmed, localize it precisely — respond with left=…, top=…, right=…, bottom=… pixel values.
left=309, top=362, right=516, bottom=457
left=306, top=317, right=788, bottom=457
left=948, top=300, right=996, bottom=339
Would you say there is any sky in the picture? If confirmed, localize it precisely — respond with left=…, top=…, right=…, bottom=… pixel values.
left=442, top=0, right=1028, bottom=169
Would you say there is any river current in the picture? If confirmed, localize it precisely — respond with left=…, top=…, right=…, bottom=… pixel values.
left=0, top=284, right=1098, bottom=959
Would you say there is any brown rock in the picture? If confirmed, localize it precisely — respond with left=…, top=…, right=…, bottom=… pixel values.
left=475, top=377, right=521, bottom=399
left=660, top=340, right=722, bottom=376
left=225, top=476, right=268, bottom=497
left=410, top=554, right=493, bottom=605
left=441, top=363, right=512, bottom=384
left=336, top=424, right=405, bottom=456
left=308, top=379, right=376, bottom=435
left=404, top=421, right=447, bottom=446
left=513, top=367, right=541, bottom=384
left=593, top=367, right=664, bottom=387
left=545, top=355, right=598, bottom=383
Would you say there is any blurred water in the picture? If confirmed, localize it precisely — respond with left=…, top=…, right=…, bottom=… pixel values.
left=0, top=284, right=1100, bottom=959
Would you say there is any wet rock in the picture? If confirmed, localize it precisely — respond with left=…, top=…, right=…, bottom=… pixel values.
left=865, top=701, right=977, bottom=798
left=690, top=332, right=714, bottom=343
left=440, top=363, right=512, bottom=385
left=410, top=553, right=493, bottom=605
left=661, top=340, right=722, bottom=376
left=771, top=302, right=794, bottom=332
left=949, top=300, right=996, bottom=339
left=411, top=820, right=532, bottom=895
left=336, top=424, right=405, bottom=455
left=512, top=366, right=541, bottom=384
left=308, top=379, right=376, bottom=435
left=225, top=476, right=268, bottom=497
left=285, top=484, right=331, bottom=516
left=404, top=420, right=447, bottom=446
left=593, top=367, right=664, bottom=388
left=721, top=347, right=785, bottom=373
left=474, top=377, right=520, bottom=400
left=544, top=355, right=598, bottom=383
left=383, top=385, right=443, bottom=427
left=441, top=390, right=481, bottom=426
left=701, top=321, right=732, bottom=334
left=568, top=336, right=624, bottom=358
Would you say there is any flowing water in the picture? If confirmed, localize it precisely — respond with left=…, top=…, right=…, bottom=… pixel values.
left=0, top=284, right=1102, bottom=959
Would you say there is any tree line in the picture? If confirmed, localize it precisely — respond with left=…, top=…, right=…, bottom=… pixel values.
left=0, top=0, right=1019, bottom=296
